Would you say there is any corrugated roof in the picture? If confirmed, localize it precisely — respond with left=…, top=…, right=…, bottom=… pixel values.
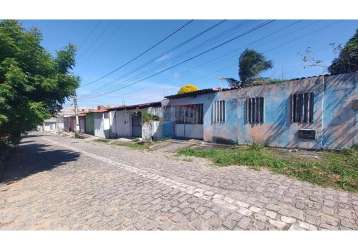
left=164, top=73, right=335, bottom=99
left=107, top=101, right=162, bottom=111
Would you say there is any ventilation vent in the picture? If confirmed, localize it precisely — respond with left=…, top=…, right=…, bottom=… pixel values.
left=297, top=129, right=316, bottom=140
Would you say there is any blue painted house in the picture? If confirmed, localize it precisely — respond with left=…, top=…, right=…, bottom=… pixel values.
left=162, top=72, right=358, bottom=149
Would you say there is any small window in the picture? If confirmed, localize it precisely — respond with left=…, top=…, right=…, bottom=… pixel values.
left=246, top=97, right=264, bottom=124
left=211, top=100, right=225, bottom=124
left=291, top=92, right=314, bottom=124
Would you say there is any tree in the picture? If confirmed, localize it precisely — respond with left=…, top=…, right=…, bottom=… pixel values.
left=239, top=49, right=273, bottom=84
left=328, top=29, right=358, bottom=74
left=177, top=83, right=199, bottom=94
left=0, top=20, right=79, bottom=145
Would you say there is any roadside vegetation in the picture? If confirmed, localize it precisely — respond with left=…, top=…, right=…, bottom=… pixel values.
left=0, top=20, right=79, bottom=146
left=93, top=138, right=152, bottom=150
left=178, top=144, right=358, bottom=192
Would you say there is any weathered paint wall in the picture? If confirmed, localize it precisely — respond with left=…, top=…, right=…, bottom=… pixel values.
left=85, top=113, right=95, bottom=135
left=163, top=72, right=358, bottom=149
left=110, top=110, right=132, bottom=138
left=235, top=76, right=325, bottom=149
left=162, top=93, right=215, bottom=140
left=79, top=117, right=86, bottom=133
left=63, top=116, right=75, bottom=132
left=109, top=107, right=163, bottom=139
left=93, top=113, right=110, bottom=138
left=321, top=73, right=358, bottom=149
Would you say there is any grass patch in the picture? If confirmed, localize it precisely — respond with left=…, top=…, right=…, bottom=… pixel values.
left=178, top=145, right=358, bottom=192
left=94, top=138, right=152, bottom=150
left=94, top=138, right=111, bottom=144
left=111, top=141, right=152, bottom=150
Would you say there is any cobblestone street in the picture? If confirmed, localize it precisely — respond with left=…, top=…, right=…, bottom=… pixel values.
left=1, top=133, right=357, bottom=230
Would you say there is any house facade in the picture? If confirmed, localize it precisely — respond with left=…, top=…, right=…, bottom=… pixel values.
left=84, top=108, right=110, bottom=138
left=38, top=117, right=64, bottom=132
left=107, top=102, right=162, bottom=140
left=163, top=72, right=358, bottom=149
left=63, top=115, right=76, bottom=132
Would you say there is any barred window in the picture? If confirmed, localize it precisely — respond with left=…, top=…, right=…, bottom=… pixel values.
left=175, top=104, right=203, bottom=124
left=211, top=100, right=225, bottom=124
left=246, top=97, right=264, bottom=124
left=291, top=92, right=314, bottom=124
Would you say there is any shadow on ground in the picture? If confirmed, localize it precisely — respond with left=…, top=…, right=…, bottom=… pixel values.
left=1, top=136, right=80, bottom=183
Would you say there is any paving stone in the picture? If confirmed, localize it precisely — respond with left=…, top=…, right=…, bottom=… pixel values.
left=265, top=211, right=277, bottom=219
left=340, top=219, right=357, bottom=229
left=280, top=216, right=296, bottom=224
left=298, top=221, right=317, bottom=230
left=238, top=208, right=252, bottom=216
left=236, top=201, right=249, bottom=208
left=321, top=214, right=340, bottom=226
left=249, top=206, right=261, bottom=213
left=253, top=213, right=268, bottom=222
left=268, top=219, right=287, bottom=230
left=289, top=223, right=305, bottom=230
left=1, top=134, right=357, bottom=230
left=237, top=217, right=251, bottom=230
left=222, top=217, right=237, bottom=230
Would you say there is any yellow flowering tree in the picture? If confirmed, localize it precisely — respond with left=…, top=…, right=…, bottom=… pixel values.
left=177, top=83, right=199, bottom=94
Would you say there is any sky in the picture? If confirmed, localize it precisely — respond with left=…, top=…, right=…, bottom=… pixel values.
left=21, top=20, right=358, bottom=108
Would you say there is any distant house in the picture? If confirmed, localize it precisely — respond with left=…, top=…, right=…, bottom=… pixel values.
left=107, top=102, right=162, bottom=140
left=38, top=117, right=64, bottom=132
left=63, top=115, right=76, bottom=132
left=83, top=107, right=110, bottom=138
left=162, top=72, right=358, bottom=149
left=85, top=112, right=95, bottom=135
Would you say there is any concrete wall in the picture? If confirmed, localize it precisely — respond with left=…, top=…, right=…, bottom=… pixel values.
left=64, top=116, right=75, bottom=132
left=163, top=72, right=358, bottom=149
left=94, top=113, right=110, bottom=138
left=79, top=117, right=86, bottom=133
left=85, top=113, right=95, bottom=135
left=109, top=107, right=163, bottom=140
left=110, top=110, right=132, bottom=138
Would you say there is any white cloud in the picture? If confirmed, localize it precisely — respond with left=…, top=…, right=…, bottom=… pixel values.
left=154, top=53, right=172, bottom=63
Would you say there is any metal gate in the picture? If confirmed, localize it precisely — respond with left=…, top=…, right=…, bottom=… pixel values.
left=131, top=112, right=142, bottom=138
left=174, top=104, right=203, bottom=139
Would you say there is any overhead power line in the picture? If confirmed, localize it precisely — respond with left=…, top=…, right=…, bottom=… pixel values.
left=186, top=21, right=339, bottom=87
left=117, top=20, right=302, bottom=91
left=114, top=21, right=250, bottom=88
left=107, top=20, right=227, bottom=85
left=86, top=20, right=339, bottom=102
left=87, top=20, right=227, bottom=93
left=81, top=20, right=194, bottom=87
left=83, top=20, right=275, bottom=100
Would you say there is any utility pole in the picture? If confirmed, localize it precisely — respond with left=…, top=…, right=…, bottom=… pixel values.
left=73, top=94, right=80, bottom=134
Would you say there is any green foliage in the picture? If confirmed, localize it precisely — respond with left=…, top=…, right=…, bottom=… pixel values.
left=328, top=29, right=358, bottom=74
left=239, top=49, right=273, bottom=84
left=178, top=146, right=358, bottom=192
left=142, top=111, right=160, bottom=123
left=0, top=20, right=79, bottom=145
left=94, top=138, right=152, bottom=150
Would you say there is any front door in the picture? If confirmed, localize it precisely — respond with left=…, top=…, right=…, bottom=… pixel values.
left=131, top=112, right=142, bottom=138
